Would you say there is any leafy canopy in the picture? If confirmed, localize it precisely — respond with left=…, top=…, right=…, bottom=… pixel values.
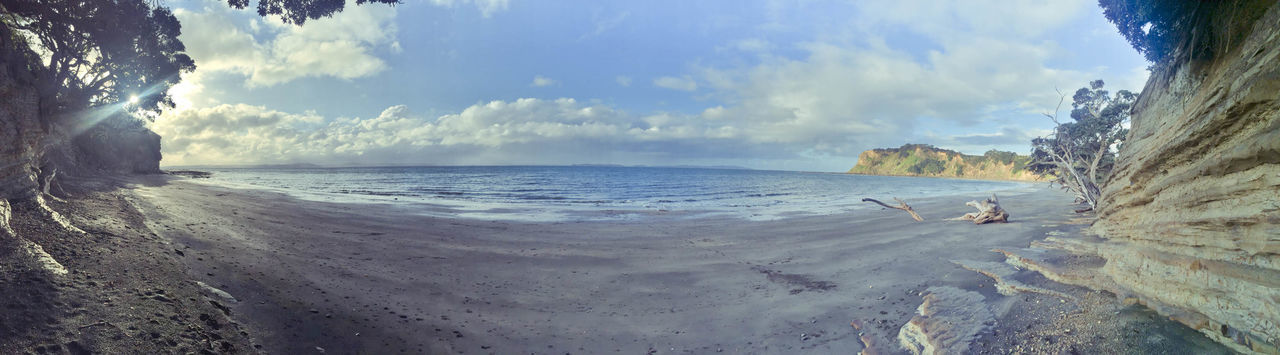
left=1028, top=80, right=1136, bottom=209
left=1100, top=0, right=1273, bottom=65
left=1, top=0, right=400, bottom=121
left=2, top=0, right=194, bottom=116
left=227, top=0, right=399, bottom=25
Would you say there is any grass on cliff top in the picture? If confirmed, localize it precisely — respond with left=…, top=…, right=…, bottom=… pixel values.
left=854, top=144, right=1031, bottom=176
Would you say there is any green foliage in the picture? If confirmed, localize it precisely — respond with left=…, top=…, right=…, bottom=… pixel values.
left=850, top=144, right=1035, bottom=180
left=1029, top=80, right=1136, bottom=209
left=983, top=150, right=1018, bottom=165
left=1009, top=156, right=1030, bottom=175
left=915, top=159, right=946, bottom=175
left=3, top=0, right=195, bottom=116
left=227, top=0, right=401, bottom=25
left=0, top=0, right=398, bottom=121
left=1099, top=0, right=1274, bottom=65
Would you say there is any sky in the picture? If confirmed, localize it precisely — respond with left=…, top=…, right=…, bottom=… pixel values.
left=152, top=0, right=1150, bottom=172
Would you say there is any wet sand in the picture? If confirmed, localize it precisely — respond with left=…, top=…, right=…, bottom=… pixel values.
left=116, top=175, right=1228, bottom=354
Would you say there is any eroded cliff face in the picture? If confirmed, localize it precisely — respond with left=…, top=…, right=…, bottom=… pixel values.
left=1019, top=2, right=1280, bottom=353
left=0, top=27, right=43, bottom=201
left=848, top=144, right=1044, bottom=181
left=2, top=19, right=163, bottom=277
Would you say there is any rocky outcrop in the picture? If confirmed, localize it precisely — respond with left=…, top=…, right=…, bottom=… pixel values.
left=897, top=286, right=994, bottom=355
left=1012, top=2, right=1280, bottom=353
left=849, top=144, right=1043, bottom=181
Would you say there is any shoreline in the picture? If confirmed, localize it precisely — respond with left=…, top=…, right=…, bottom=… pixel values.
left=843, top=171, right=1046, bottom=183
left=176, top=169, right=1042, bottom=223
left=125, top=175, right=1225, bottom=353
left=1, top=174, right=1232, bottom=353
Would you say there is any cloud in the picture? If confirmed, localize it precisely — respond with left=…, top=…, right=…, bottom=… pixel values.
left=428, top=0, right=510, bottom=17
left=948, top=127, right=1039, bottom=146
left=154, top=98, right=817, bottom=167
left=675, top=1, right=1108, bottom=159
left=653, top=76, right=697, bottom=91
left=530, top=75, right=557, bottom=87
left=155, top=0, right=1144, bottom=171
left=580, top=10, right=630, bottom=40
left=174, top=3, right=400, bottom=88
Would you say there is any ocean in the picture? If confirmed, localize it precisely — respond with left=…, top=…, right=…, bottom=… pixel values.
left=192, top=166, right=1034, bottom=221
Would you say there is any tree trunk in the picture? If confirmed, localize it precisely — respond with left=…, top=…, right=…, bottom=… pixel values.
left=947, top=195, right=1009, bottom=224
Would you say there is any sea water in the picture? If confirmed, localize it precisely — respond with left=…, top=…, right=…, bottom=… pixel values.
left=191, top=166, right=1035, bottom=221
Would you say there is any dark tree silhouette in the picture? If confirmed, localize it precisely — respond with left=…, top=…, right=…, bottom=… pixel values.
left=227, top=0, right=400, bottom=25
left=1, top=0, right=194, bottom=121
left=1099, top=0, right=1272, bottom=65
left=0, top=0, right=398, bottom=196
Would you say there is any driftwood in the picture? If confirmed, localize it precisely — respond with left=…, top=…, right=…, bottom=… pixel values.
left=862, top=197, right=924, bottom=222
left=947, top=194, right=1009, bottom=224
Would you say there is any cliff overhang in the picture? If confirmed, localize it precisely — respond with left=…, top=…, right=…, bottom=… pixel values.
left=1010, top=1, right=1280, bottom=353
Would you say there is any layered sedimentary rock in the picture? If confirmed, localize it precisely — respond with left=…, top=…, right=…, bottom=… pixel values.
left=897, top=286, right=994, bottom=355
left=0, top=31, right=43, bottom=201
left=1016, top=2, right=1280, bottom=353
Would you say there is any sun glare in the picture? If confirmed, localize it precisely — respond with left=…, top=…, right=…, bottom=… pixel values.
left=128, top=95, right=139, bottom=105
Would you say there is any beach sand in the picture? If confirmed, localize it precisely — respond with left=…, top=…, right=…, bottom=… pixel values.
left=2, top=175, right=1232, bottom=354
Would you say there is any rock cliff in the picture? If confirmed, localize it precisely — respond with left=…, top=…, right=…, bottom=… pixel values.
left=1011, top=2, right=1280, bottom=353
left=2, top=12, right=163, bottom=277
left=0, top=24, right=43, bottom=200
left=848, top=144, right=1043, bottom=181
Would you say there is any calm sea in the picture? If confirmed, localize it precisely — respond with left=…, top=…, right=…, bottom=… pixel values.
left=192, top=166, right=1034, bottom=221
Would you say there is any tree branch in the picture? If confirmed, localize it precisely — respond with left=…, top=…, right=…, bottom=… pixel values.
left=862, top=198, right=924, bottom=222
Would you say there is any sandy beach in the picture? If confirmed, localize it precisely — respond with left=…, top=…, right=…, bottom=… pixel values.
left=1, top=174, right=1232, bottom=354
left=85, top=174, right=1222, bottom=354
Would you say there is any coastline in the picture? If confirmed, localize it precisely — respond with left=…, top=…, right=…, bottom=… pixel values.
left=2, top=175, right=1231, bottom=353
left=129, top=175, right=1226, bottom=353
left=177, top=167, right=1040, bottom=223
left=844, top=171, right=1045, bottom=183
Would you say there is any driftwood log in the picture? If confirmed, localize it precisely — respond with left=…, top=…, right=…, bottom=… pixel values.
left=861, top=197, right=924, bottom=222
left=947, top=194, right=1009, bottom=224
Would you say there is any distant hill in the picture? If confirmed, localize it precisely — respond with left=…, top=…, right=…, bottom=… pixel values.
left=847, top=144, right=1043, bottom=181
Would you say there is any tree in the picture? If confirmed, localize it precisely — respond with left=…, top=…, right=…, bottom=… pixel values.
left=227, top=0, right=399, bottom=25
left=1028, top=80, right=1137, bottom=211
left=1, top=0, right=195, bottom=122
left=0, top=0, right=399, bottom=175
left=1099, top=0, right=1272, bottom=65
left=0, top=0, right=397, bottom=237
left=2, top=0, right=399, bottom=123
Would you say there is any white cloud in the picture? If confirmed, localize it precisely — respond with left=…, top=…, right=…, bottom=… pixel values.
left=530, top=75, right=557, bottom=87
left=653, top=76, right=697, bottom=91
left=173, top=3, right=399, bottom=89
left=580, top=10, right=630, bottom=40
left=428, top=0, right=510, bottom=18
left=154, top=0, right=1145, bottom=171
left=672, top=1, right=1107, bottom=158
left=154, top=98, right=817, bottom=167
